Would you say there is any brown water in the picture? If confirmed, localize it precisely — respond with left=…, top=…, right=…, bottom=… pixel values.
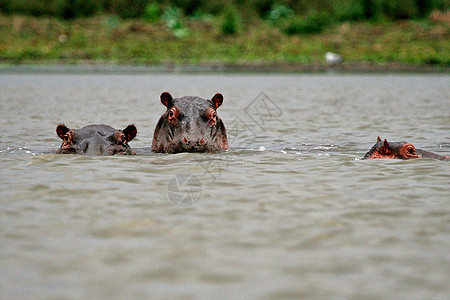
left=1, top=72, right=449, bottom=299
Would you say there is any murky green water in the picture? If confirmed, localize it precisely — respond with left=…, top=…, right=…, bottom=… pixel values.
left=1, top=72, right=449, bottom=299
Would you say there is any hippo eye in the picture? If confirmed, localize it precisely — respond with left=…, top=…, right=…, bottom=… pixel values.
left=168, top=108, right=178, bottom=125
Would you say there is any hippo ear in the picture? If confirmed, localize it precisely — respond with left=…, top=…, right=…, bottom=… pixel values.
left=123, top=124, right=137, bottom=142
left=56, top=124, right=70, bottom=139
left=377, top=136, right=382, bottom=142
left=211, top=93, right=223, bottom=109
left=379, top=139, right=391, bottom=154
left=160, top=92, right=173, bottom=108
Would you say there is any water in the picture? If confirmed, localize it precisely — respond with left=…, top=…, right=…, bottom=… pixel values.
left=1, top=72, right=449, bottom=299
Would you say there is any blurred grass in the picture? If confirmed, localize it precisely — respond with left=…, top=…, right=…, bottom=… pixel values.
left=0, top=12, right=448, bottom=67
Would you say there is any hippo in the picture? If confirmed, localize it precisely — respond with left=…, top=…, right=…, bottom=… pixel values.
left=363, top=137, right=449, bottom=160
left=56, top=124, right=137, bottom=155
left=152, top=92, right=228, bottom=153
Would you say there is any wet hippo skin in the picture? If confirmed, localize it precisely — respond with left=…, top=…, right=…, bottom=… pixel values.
left=363, top=136, right=449, bottom=160
left=56, top=124, right=137, bottom=155
left=152, top=92, right=228, bottom=154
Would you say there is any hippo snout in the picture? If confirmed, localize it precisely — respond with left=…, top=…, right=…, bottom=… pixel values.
left=164, top=137, right=210, bottom=153
left=182, top=137, right=206, bottom=146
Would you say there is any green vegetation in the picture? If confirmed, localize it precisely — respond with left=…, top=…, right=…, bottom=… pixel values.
left=281, top=11, right=332, bottom=35
left=220, top=6, right=240, bottom=35
left=0, top=0, right=448, bottom=68
left=0, top=0, right=445, bottom=21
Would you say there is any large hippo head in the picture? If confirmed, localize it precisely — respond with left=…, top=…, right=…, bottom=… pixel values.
left=363, top=136, right=449, bottom=160
left=152, top=92, right=228, bottom=153
left=56, top=124, right=137, bottom=155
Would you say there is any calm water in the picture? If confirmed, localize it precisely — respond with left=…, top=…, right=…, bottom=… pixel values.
left=1, top=72, right=449, bottom=299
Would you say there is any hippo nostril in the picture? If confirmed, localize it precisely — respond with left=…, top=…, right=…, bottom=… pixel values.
left=199, top=139, right=205, bottom=145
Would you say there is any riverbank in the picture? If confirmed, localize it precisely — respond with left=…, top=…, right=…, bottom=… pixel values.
left=1, top=13, right=449, bottom=71
left=0, top=62, right=448, bottom=74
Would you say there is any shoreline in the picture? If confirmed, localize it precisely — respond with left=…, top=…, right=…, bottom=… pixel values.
left=1, top=62, right=449, bottom=74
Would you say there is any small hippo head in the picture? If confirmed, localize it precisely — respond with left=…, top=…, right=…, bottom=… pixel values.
left=363, top=136, right=448, bottom=160
left=56, top=124, right=137, bottom=155
left=152, top=92, right=228, bottom=153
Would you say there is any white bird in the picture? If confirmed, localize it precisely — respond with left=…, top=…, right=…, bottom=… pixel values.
left=325, top=52, right=342, bottom=66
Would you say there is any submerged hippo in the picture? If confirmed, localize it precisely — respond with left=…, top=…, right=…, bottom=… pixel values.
left=152, top=92, right=228, bottom=153
left=56, top=124, right=137, bottom=155
left=363, top=137, right=449, bottom=160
